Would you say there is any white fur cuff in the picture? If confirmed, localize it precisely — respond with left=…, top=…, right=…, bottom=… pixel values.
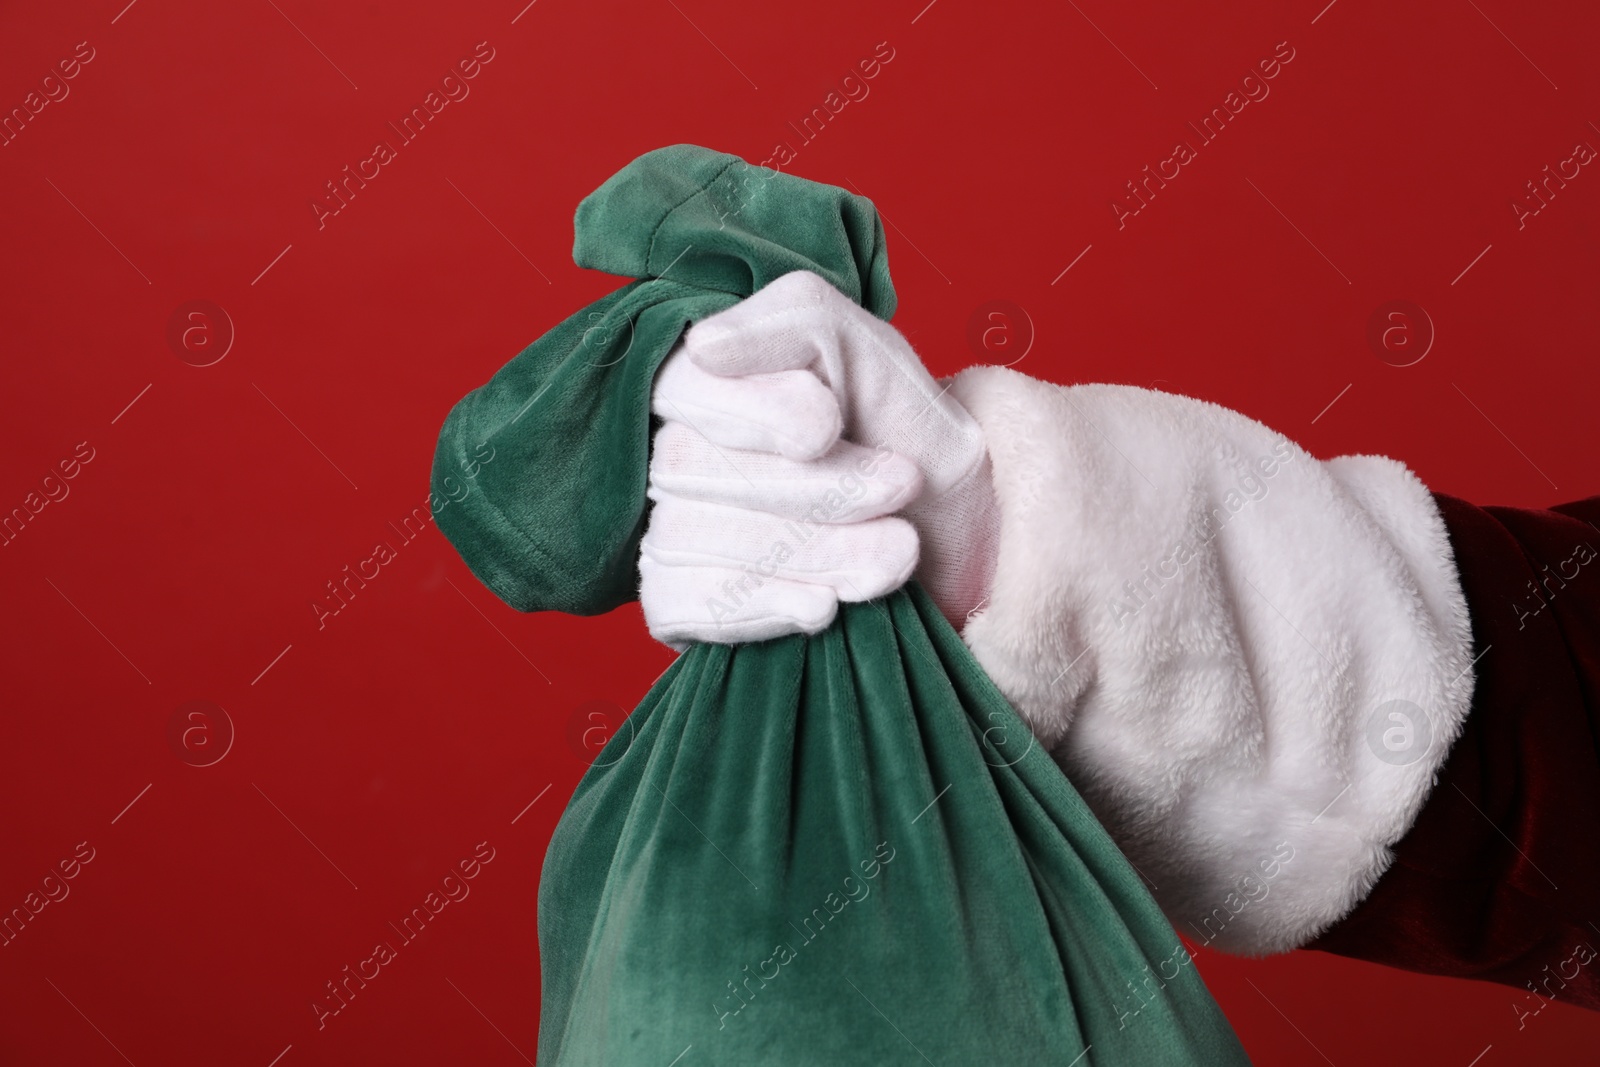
left=950, top=366, right=1475, bottom=955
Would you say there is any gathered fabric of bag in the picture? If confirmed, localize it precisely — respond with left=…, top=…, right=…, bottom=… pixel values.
left=432, top=144, right=1251, bottom=1065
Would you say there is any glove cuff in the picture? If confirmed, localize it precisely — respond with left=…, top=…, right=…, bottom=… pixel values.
left=904, top=447, right=1000, bottom=631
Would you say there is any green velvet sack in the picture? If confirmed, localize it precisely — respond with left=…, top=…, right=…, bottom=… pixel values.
left=432, top=145, right=1250, bottom=1065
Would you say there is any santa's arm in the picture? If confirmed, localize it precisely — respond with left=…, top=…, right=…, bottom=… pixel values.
left=948, top=366, right=1472, bottom=951
left=640, top=271, right=1600, bottom=1006
left=1307, top=494, right=1600, bottom=1013
left=950, top=364, right=1600, bottom=1008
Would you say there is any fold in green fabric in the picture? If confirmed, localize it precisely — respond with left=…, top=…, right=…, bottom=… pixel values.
left=431, top=145, right=894, bottom=616
left=431, top=145, right=1251, bottom=1065
left=538, top=585, right=1250, bottom=1064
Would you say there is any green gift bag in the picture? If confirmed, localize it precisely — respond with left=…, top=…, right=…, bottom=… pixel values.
left=432, top=145, right=1251, bottom=1065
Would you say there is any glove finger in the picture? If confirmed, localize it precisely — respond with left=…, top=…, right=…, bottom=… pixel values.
left=681, top=273, right=978, bottom=488
left=653, top=347, right=839, bottom=460
left=640, top=495, right=919, bottom=600
left=650, top=422, right=924, bottom=523
left=639, top=556, right=837, bottom=646
left=681, top=270, right=850, bottom=376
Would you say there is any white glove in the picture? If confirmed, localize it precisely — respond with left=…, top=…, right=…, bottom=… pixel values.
left=639, top=348, right=925, bottom=647
left=638, top=270, right=1000, bottom=647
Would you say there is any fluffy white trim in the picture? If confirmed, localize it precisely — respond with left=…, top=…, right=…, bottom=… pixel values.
left=951, top=367, right=1475, bottom=956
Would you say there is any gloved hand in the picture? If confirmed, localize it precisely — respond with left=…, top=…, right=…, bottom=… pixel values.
left=639, top=270, right=1000, bottom=647
left=639, top=355, right=925, bottom=646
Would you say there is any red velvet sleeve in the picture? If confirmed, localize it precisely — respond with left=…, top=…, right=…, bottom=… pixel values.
left=1307, top=493, right=1600, bottom=1013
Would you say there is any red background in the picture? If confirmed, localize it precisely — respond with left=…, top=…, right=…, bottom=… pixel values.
left=2, top=0, right=1597, bottom=1063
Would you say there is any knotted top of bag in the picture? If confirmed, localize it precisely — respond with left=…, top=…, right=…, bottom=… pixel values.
left=430, top=144, right=896, bottom=616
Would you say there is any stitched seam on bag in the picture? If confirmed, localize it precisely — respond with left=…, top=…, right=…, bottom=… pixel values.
left=450, top=157, right=822, bottom=608
left=448, top=395, right=576, bottom=607
left=440, top=296, right=644, bottom=609
left=644, top=156, right=742, bottom=277
left=466, top=300, right=696, bottom=611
